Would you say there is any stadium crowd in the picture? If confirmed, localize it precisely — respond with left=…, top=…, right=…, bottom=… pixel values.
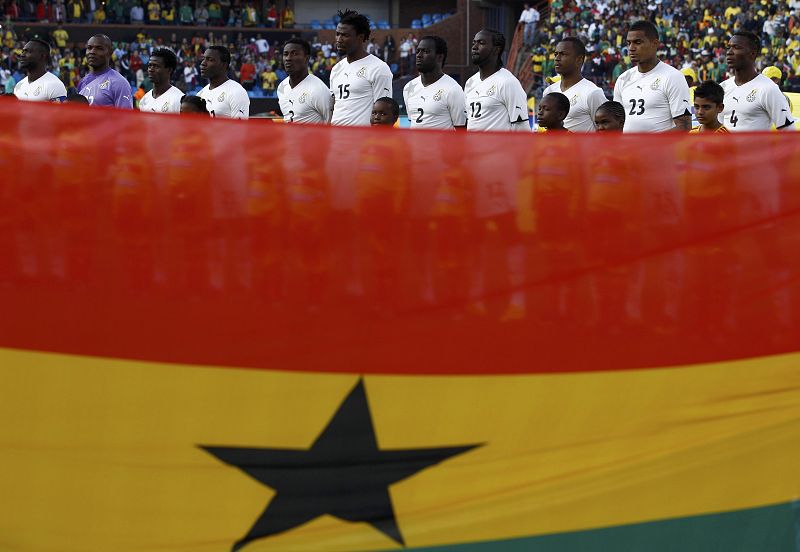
left=526, top=0, right=800, bottom=94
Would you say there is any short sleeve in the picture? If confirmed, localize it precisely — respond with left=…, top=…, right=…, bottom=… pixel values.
left=763, top=85, right=797, bottom=130
left=447, top=85, right=467, bottom=127
left=229, top=88, right=250, bottom=119
left=371, top=62, right=393, bottom=102
left=665, top=70, right=691, bottom=118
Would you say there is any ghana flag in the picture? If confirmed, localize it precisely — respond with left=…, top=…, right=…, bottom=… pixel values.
left=1, top=100, right=800, bottom=551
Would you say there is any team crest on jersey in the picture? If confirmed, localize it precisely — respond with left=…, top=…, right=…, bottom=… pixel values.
left=218, top=91, right=225, bottom=102
left=34, top=86, right=41, bottom=96
left=487, top=85, right=497, bottom=96
left=433, top=89, right=444, bottom=101
left=161, top=102, right=169, bottom=112
left=99, top=79, right=110, bottom=90
left=746, top=89, right=757, bottom=102
left=570, top=94, right=578, bottom=106
left=357, top=66, right=367, bottom=78
left=299, top=91, right=308, bottom=104
left=650, top=78, right=661, bottom=90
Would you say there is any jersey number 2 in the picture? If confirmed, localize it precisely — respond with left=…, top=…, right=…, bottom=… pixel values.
left=415, top=108, right=424, bottom=123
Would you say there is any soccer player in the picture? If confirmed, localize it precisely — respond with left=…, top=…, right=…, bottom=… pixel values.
left=277, top=37, right=332, bottom=124
left=329, top=9, right=393, bottom=126
left=613, top=21, right=691, bottom=132
left=464, top=29, right=529, bottom=132
left=179, top=94, right=208, bottom=114
left=370, top=96, right=399, bottom=126
left=77, top=34, right=133, bottom=108
left=721, top=32, right=795, bottom=131
left=198, top=45, right=250, bottom=119
left=536, top=92, right=569, bottom=131
left=542, top=37, right=606, bottom=131
left=402, top=35, right=466, bottom=130
left=14, top=39, right=67, bottom=102
left=594, top=100, right=625, bottom=132
left=691, top=80, right=728, bottom=133
left=138, top=47, right=183, bottom=113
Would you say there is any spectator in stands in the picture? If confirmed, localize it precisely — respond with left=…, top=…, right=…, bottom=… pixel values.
left=265, top=1, right=276, bottom=27
left=261, top=63, right=276, bottom=95
left=280, top=3, right=293, bottom=28
left=518, top=3, right=539, bottom=48
left=239, top=55, right=255, bottom=90
left=130, top=1, right=144, bottom=23
left=67, top=0, right=81, bottom=22
left=193, top=1, right=206, bottom=25
left=178, top=0, right=191, bottom=24
left=52, top=24, right=68, bottom=48
left=161, top=1, right=175, bottom=24
left=207, top=0, right=220, bottom=24
left=242, top=1, right=256, bottom=26
left=146, top=0, right=158, bottom=24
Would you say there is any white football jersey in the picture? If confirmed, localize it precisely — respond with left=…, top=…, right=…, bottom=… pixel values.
left=613, top=61, right=691, bottom=133
left=277, top=73, right=332, bottom=124
left=329, top=54, right=393, bottom=126
left=543, top=77, right=607, bottom=132
left=138, top=85, right=183, bottom=113
left=403, top=73, right=466, bottom=130
left=464, top=68, right=529, bottom=132
left=198, top=79, right=250, bottom=119
left=721, top=73, right=796, bottom=131
left=14, top=71, right=67, bottom=102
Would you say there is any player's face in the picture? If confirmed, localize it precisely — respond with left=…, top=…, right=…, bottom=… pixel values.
left=370, top=101, right=395, bottom=126
left=725, top=35, right=755, bottom=71
left=283, top=43, right=308, bottom=75
left=594, top=109, right=623, bottom=132
left=147, top=56, right=170, bottom=84
left=200, top=49, right=224, bottom=79
left=86, top=37, right=112, bottom=70
left=626, top=30, right=658, bottom=66
left=19, top=42, right=44, bottom=71
left=471, top=31, right=496, bottom=67
left=693, top=96, right=723, bottom=127
left=537, top=96, right=564, bottom=129
left=416, top=38, right=440, bottom=73
left=553, top=41, right=581, bottom=76
left=335, top=23, right=363, bottom=57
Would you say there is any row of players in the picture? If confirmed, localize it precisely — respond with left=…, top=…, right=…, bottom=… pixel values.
left=11, top=11, right=797, bottom=132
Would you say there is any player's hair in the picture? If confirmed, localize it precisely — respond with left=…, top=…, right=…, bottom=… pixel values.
left=558, top=36, right=586, bottom=59
left=420, top=35, right=448, bottom=67
left=206, top=45, right=231, bottom=65
left=596, top=100, right=626, bottom=124
left=337, top=9, right=370, bottom=41
left=150, top=47, right=178, bottom=72
left=181, top=94, right=208, bottom=112
left=732, top=31, right=760, bottom=54
left=89, top=34, right=113, bottom=48
left=545, top=92, right=571, bottom=117
left=284, top=37, right=311, bottom=57
left=375, top=96, right=399, bottom=120
left=694, top=80, right=725, bottom=105
left=66, top=92, right=89, bottom=104
left=28, top=38, right=52, bottom=60
left=630, top=20, right=659, bottom=42
left=480, top=28, right=506, bottom=66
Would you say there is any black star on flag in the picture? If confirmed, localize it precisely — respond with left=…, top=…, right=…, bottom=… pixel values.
left=200, top=379, right=482, bottom=551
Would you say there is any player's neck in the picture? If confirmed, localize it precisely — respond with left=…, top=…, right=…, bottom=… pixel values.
left=559, top=71, right=581, bottom=89
left=208, top=75, right=228, bottom=88
left=26, top=66, right=47, bottom=82
left=636, top=58, right=658, bottom=73
left=421, top=67, right=443, bottom=87
left=91, top=64, right=110, bottom=74
left=478, top=62, right=501, bottom=81
left=152, top=81, right=171, bottom=97
left=289, top=71, right=308, bottom=88
left=346, top=49, right=368, bottom=64
left=733, top=66, right=758, bottom=86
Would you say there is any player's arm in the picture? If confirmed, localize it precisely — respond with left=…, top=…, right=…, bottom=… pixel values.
left=315, top=85, right=333, bottom=123
left=115, top=86, right=134, bottom=109
left=588, top=87, right=608, bottom=129
left=230, top=88, right=251, bottom=120
left=613, top=80, right=622, bottom=104
left=666, top=70, right=692, bottom=132
left=371, top=64, right=393, bottom=102
left=448, top=86, right=467, bottom=130
left=51, top=80, right=68, bottom=103
left=765, top=85, right=797, bottom=131
left=506, top=81, right=531, bottom=132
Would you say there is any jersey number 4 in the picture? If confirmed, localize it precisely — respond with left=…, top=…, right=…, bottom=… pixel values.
left=337, top=83, right=350, bottom=99
left=628, top=98, right=645, bottom=116
left=470, top=101, right=482, bottom=118
left=729, top=110, right=738, bottom=127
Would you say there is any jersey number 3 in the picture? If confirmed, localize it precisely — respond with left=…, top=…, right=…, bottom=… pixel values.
left=628, top=98, right=645, bottom=116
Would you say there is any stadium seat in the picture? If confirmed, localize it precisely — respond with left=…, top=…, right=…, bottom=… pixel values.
left=390, top=63, right=398, bottom=74
left=421, top=14, right=432, bottom=26
left=332, top=13, right=341, bottom=24
left=310, top=19, right=321, bottom=30
left=323, top=22, right=335, bottom=30
left=411, top=19, right=422, bottom=29
left=432, top=13, right=443, bottom=23
left=378, top=20, right=390, bottom=30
